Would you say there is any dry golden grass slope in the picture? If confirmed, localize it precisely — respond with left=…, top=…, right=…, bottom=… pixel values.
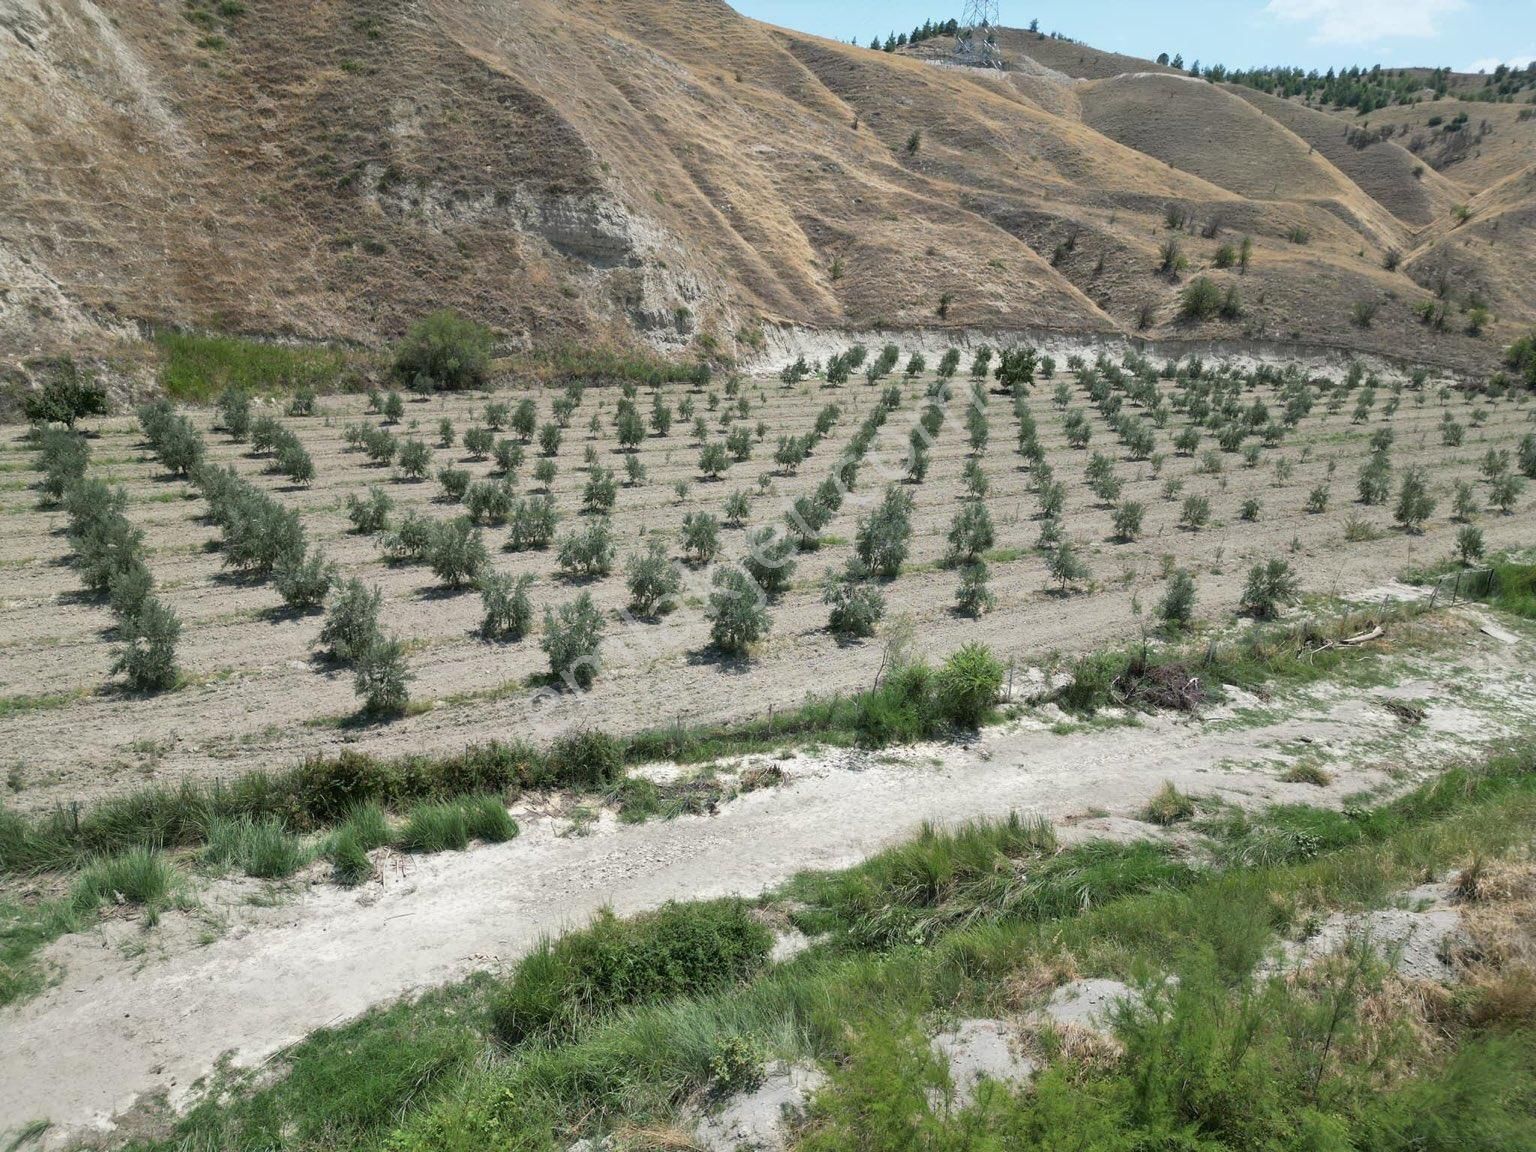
left=0, top=0, right=1530, bottom=382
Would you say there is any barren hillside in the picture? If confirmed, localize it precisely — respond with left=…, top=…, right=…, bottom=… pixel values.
left=1, top=1, right=1531, bottom=382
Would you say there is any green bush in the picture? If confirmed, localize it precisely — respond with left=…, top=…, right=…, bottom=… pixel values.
left=625, top=541, right=681, bottom=617
left=542, top=592, right=605, bottom=689
left=38, top=428, right=89, bottom=503
left=708, top=567, right=770, bottom=654
left=824, top=564, right=886, bottom=638
left=935, top=643, right=1003, bottom=728
left=489, top=900, right=771, bottom=1045
left=546, top=729, right=623, bottom=789
left=354, top=636, right=411, bottom=718
left=24, top=362, right=108, bottom=427
left=1158, top=568, right=1197, bottom=629
left=508, top=496, right=559, bottom=552
left=275, top=548, right=337, bottom=613
left=945, top=502, right=994, bottom=566
left=1240, top=558, right=1300, bottom=620
left=556, top=519, right=614, bottom=580
left=320, top=580, right=382, bottom=664
left=742, top=528, right=796, bottom=597
left=347, top=486, right=394, bottom=534
left=397, top=438, right=432, bottom=481
left=480, top=572, right=534, bottom=640
left=582, top=466, right=618, bottom=514
left=464, top=479, right=515, bottom=526
left=113, top=596, right=181, bottom=693
left=437, top=467, right=471, bottom=504
left=955, top=560, right=995, bottom=617
left=391, top=311, right=493, bottom=392
left=855, top=487, right=914, bottom=579
left=428, top=518, right=488, bottom=589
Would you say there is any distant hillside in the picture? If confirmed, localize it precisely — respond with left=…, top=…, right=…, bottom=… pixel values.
left=1, top=0, right=1531, bottom=385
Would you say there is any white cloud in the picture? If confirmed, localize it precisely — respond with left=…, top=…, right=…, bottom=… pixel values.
left=1265, top=0, right=1467, bottom=45
left=1464, top=54, right=1535, bottom=72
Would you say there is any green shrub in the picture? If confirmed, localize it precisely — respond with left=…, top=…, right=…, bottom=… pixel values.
left=397, top=438, right=432, bottom=481
left=508, top=496, right=559, bottom=552
left=583, top=466, right=618, bottom=514
left=38, top=428, right=89, bottom=502
left=538, top=423, right=562, bottom=457
left=556, top=519, right=614, bottom=580
left=954, top=560, right=996, bottom=617
left=546, top=729, right=623, bottom=789
left=489, top=900, right=771, bottom=1045
left=347, top=487, right=393, bottom=534
left=113, top=596, right=181, bottom=693
left=429, top=518, right=488, bottom=589
left=493, top=439, right=524, bottom=476
left=625, top=541, right=681, bottom=617
left=824, top=564, right=886, bottom=637
left=742, top=528, right=796, bottom=598
left=935, top=643, right=1003, bottom=728
left=275, top=548, right=337, bottom=613
left=708, top=567, right=770, bottom=654
left=464, top=479, right=515, bottom=526
left=855, top=487, right=914, bottom=579
left=276, top=435, right=315, bottom=486
left=157, top=331, right=347, bottom=402
left=354, top=636, right=411, bottom=718
left=1394, top=467, right=1436, bottom=534
left=945, top=502, right=994, bottom=566
left=462, top=425, right=493, bottom=460
left=392, top=310, right=493, bottom=392
left=437, top=467, right=470, bottom=504
left=480, top=572, right=534, bottom=640
left=542, top=593, right=605, bottom=689
left=24, top=362, right=108, bottom=427
left=681, top=511, right=722, bottom=565
left=1240, top=558, right=1300, bottom=620
left=320, top=580, right=382, bottom=664
left=1159, top=569, right=1197, bottom=629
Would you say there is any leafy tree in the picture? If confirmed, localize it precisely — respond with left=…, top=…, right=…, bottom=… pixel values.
left=708, top=567, right=769, bottom=654
left=682, top=511, right=722, bottom=564
left=275, top=548, right=336, bottom=613
left=463, top=425, right=494, bottom=459
left=533, top=458, right=557, bottom=492
left=1393, top=467, right=1435, bottom=533
left=1158, top=568, right=1197, bottom=629
left=392, top=310, right=493, bottom=392
left=480, top=572, right=534, bottom=639
left=542, top=592, right=605, bottom=689
left=320, top=580, right=381, bottom=664
left=742, top=527, right=796, bottom=598
left=354, top=636, right=412, bottom=717
left=1490, top=473, right=1524, bottom=515
left=1046, top=540, right=1090, bottom=592
left=625, top=541, right=682, bottom=617
left=38, top=428, right=89, bottom=503
left=381, top=391, right=405, bottom=424
left=493, top=439, right=524, bottom=476
left=512, top=399, right=538, bottom=440
left=824, top=562, right=885, bottom=637
left=855, top=487, right=914, bottom=578
left=556, top=518, right=615, bottom=580
left=616, top=405, right=646, bottom=451
left=699, top=441, right=731, bottom=479
left=436, top=468, right=471, bottom=505
left=993, top=345, right=1037, bottom=393
left=1179, top=276, right=1224, bottom=321
left=113, top=596, right=181, bottom=692
left=465, top=479, right=516, bottom=526
left=583, top=466, right=618, bottom=514
left=216, top=388, right=252, bottom=442
left=945, top=502, right=994, bottom=566
left=395, top=438, right=431, bottom=481
left=1113, top=500, right=1146, bottom=542
left=723, top=489, right=751, bottom=527
left=508, top=496, right=559, bottom=551
left=24, top=362, right=108, bottom=428
left=1455, top=524, right=1485, bottom=565
left=539, top=423, right=563, bottom=457
left=955, top=561, right=995, bottom=617
left=429, top=517, right=488, bottom=588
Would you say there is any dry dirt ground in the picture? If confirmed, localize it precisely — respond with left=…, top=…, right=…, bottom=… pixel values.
left=1, top=607, right=1533, bottom=1143
left=2, top=361, right=1534, bottom=812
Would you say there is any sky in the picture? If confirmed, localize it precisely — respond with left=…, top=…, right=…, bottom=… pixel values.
left=729, top=1, right=1536, bottom=74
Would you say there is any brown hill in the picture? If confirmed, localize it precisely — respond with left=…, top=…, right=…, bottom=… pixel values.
left=0, top=1, right=1528, bottom=384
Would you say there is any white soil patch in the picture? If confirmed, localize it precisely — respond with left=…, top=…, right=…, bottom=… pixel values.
left=0, top=625, right=1532, bottom=1142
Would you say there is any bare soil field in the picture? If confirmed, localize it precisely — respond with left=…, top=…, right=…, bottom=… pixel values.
left=2, top=354, right=1533, bottom=812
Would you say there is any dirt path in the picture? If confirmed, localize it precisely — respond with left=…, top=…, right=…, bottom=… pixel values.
left=3, top=623, right=1531, bottom=1143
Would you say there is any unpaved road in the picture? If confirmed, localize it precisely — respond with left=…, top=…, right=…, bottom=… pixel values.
left=3, top=624, right=1531, bottom=1143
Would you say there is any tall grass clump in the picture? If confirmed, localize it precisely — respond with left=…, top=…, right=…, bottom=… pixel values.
left=156, top=330, right=349, bottom=402
left=490, top=900, right=771, bottom=1045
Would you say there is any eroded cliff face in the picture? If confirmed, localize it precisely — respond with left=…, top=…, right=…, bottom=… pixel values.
left=1, top=0, right=1529, bottom=379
